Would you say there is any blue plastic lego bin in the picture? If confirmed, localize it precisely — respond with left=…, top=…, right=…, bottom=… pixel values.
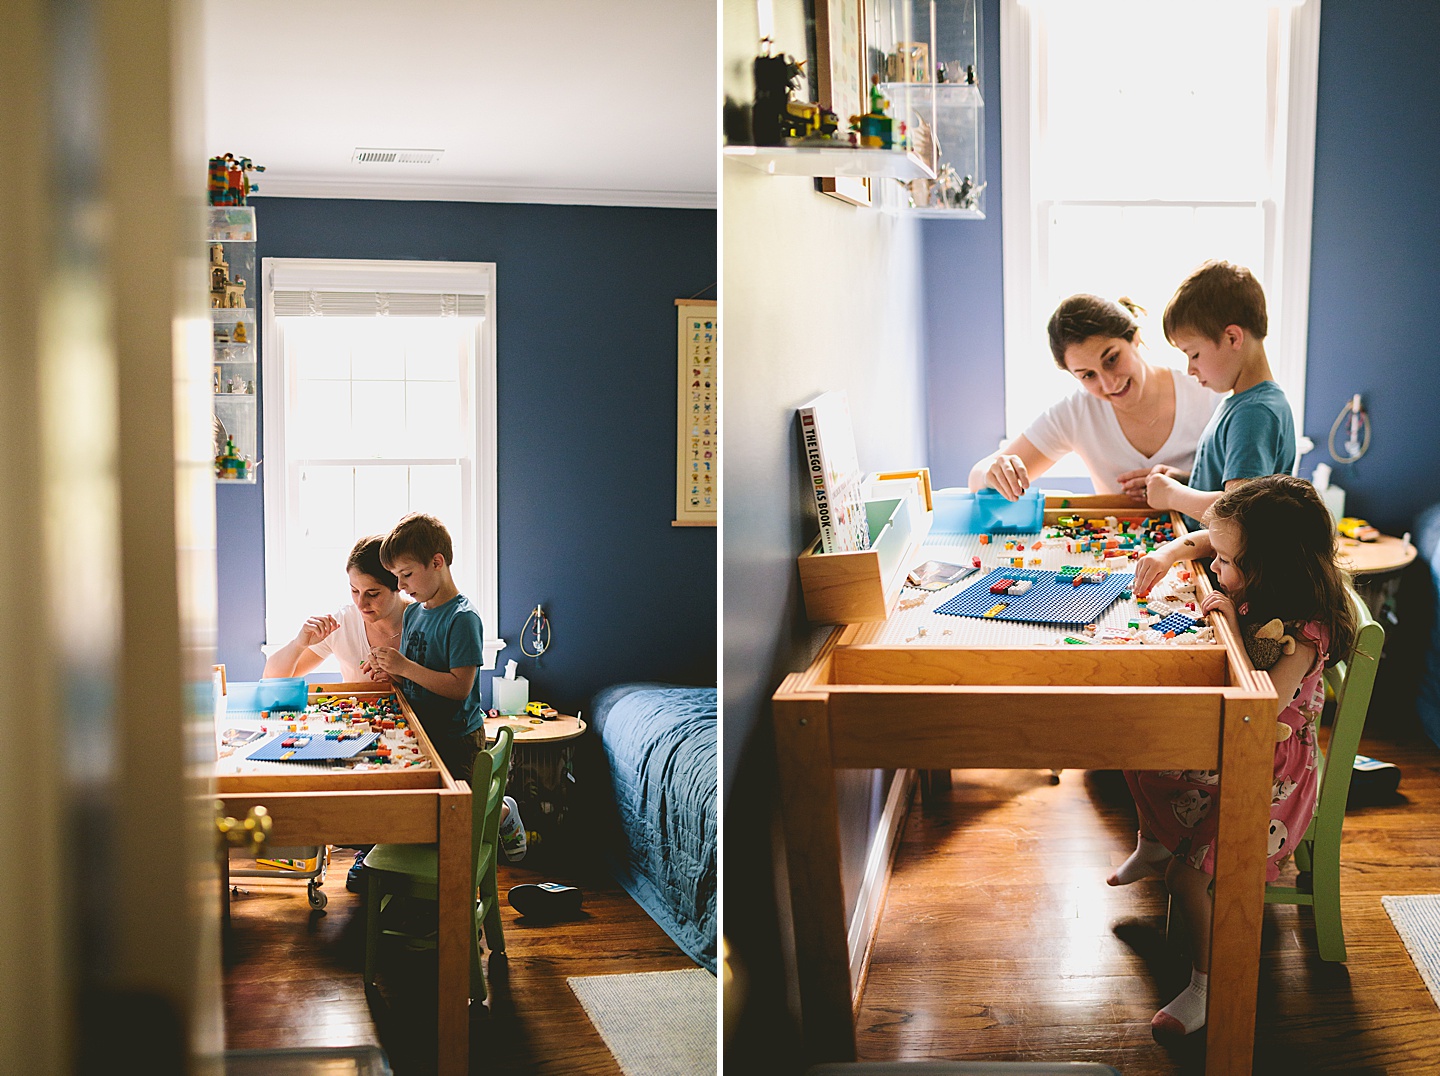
left=226, top=677, right=308, bottom=714
left=932, top=487, right=1045, bottom=535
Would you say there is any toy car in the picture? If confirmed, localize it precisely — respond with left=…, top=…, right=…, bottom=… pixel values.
left=1338, top=517, right=1381, bottom=542
left=524, top=701, right=559, bottom=719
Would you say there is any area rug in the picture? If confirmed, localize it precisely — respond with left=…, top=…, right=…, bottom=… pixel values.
left=1382, top=895, right=1440, bottom=1007
left=567, top=968, right=716, bottom=1076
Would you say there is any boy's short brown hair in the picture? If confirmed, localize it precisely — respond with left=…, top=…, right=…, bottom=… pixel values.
left=380, top=513, right=454, bottom=569
left=1163, top=259, right=1269, bottom=345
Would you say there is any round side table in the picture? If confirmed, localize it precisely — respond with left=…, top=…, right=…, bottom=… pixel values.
left=1337, top=533, right=1416, bottom=628
left=485, top=713, right=587, bottom=854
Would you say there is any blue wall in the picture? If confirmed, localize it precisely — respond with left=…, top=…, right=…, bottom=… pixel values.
left=924, top=0, right=1005, bottom=491
left=1305, top=0, right=1440, bottom=535
left=217, top=198, right=717, bottom=714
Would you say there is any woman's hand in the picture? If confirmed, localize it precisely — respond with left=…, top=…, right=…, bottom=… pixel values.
left=295, top=614, right=339, bottom=647
left=981, top=454, right=1030, bottom=501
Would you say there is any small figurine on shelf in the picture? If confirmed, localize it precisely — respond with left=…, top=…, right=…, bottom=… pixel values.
left=215, top=436, right=250, bottom=481
left=965, top=63, right=977, bottom=86
left=851, top=75, right=894, bottom=149
left=751, top=39, right=807, bottom=146
left=232, top=320, right=248, bottom=344
left=208, top=243, right=247, bottom=309
left=207, top=153, right=266, bottom=206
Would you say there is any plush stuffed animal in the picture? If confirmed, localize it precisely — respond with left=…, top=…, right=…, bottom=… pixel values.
left=1242, top=618, right=1301, bottom=743
left=1242, top=618, right=1296, bottom=671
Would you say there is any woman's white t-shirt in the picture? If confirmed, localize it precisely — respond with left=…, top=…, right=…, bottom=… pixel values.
left=306, top=603, right=372, bottom=683
left=1022, top=370, right=1222, bottom=495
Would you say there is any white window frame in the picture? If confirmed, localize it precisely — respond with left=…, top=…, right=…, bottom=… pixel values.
left=260, top=257, right=503, bottom=670
left=1000, top=0, right=1321, bottom=462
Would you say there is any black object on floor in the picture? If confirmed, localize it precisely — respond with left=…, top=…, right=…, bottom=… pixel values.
left=508, top=882, right=584, bottom=920
left=346, top=851, right=367, bottom=894
left=1349, top=754, right=1402, bottom=805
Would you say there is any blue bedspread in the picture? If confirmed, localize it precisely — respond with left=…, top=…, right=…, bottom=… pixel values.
left=590, top=683, right=717, bottom=972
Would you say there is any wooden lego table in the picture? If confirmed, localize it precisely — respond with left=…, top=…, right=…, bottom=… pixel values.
left=214, top=683, right=472, bottom=1076
left=773, top=496, right=1277, bottom=1076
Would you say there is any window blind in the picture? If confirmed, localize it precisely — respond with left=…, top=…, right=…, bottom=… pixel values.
left=271, top=290, right=486, bottom=318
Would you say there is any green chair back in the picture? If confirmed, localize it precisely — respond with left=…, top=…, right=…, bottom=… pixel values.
left=1263, top=587, right=1384, bottom=962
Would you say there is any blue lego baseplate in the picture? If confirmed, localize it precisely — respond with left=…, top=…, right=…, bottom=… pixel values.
left=934, top=566, right=1135, bottom=625
left=247, top=730, right=380, bottom=762
left=1149, top=611, right=1200, bottom=635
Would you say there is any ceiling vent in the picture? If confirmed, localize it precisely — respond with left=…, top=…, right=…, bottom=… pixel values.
left=351, top=148, right=445, bottom=165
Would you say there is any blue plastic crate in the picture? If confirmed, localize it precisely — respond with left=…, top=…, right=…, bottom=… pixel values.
left=933, top=487, right=1045, bottom=535
left=226, top=677, right=308, bottom=714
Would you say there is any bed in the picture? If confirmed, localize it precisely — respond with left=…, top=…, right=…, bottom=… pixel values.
left=587, top=682, right=717, bottom=973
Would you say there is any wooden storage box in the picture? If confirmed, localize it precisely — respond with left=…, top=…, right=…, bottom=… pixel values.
left=798, top=493, right=931, bottom=623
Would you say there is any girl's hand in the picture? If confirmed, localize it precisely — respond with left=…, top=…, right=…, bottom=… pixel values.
left=1200, top=590, right=1239, bottom=627
left=296, top=614, right=339, bottom=647
left=982, top=454, right=1030, bottom=501
left=1133, top=551, right=1173, bottom=597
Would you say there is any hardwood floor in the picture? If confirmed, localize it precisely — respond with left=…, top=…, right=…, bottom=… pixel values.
left=855, top=726, right=1440, bottom=1074
left=222, top=846, right=697, bottom=1074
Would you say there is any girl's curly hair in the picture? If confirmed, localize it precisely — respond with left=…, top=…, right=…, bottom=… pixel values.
left=1207, top=474, right=1356, bottom=664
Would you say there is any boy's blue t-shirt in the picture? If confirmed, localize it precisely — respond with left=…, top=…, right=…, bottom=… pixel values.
left=398, top=593, right=485, bottom=739
left=1186, top=380, right=1296, bottom=528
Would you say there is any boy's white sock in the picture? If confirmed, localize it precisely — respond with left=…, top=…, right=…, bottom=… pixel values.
left=498, top=795, right=527, bottom=863
left=1107, top=833, right=1170, bottom=886
left=1152, top=967, right=1208, bottom=1038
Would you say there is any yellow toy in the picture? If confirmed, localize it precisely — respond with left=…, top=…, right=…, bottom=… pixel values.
left=524, top=701, right=558, bottom=719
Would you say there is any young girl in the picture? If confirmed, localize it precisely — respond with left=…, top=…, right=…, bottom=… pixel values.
left=1111, top=474, right=1357, bottom=1039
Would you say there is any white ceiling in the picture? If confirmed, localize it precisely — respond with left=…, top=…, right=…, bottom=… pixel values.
left=203, top=0, right=716, bottom=209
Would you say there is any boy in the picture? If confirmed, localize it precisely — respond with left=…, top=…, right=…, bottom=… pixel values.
left=371, top=512, right=525, bottom=861
left=1119, top=259, right=1296, bottom=534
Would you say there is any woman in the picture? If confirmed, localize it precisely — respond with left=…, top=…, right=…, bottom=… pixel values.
left=263, top=534, right=408, bottom=683
left=968, top=294, right=1220, bottom=501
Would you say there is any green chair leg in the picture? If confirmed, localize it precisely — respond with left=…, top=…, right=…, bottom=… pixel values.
left=364, top=872, right=382, bottom=987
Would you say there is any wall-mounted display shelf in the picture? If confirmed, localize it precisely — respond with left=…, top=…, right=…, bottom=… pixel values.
left=208, top=207, right=257, bottom=482
left=723, top=144, right=935, bottom=180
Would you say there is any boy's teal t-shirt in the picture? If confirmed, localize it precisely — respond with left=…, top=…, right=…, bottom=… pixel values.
left=1186, top=380, right=1296, bottom=528
left=397, top=592, right=485, bottom=739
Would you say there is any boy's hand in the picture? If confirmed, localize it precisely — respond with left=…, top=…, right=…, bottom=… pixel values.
left=1117, top=465, right=1185, bottom=504
left=368, top=646, right=406, bottom=678
left=1133, top=552, right=1172, bottom=597
left=360, top=659, right=392, bottom=684
left=1143, top=471, right=1184, bottom=510
left=296, top=614, right=339, bottom=647
left=981, top=454, right=1030, bottom=501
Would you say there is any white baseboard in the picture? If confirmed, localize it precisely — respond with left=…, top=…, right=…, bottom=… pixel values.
left=848, top=769, right=917, bottom=996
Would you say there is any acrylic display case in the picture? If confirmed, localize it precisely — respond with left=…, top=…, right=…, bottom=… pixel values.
left=208, top=206, right=257, bottom=481
left=880, top=0, right=986, bottom=217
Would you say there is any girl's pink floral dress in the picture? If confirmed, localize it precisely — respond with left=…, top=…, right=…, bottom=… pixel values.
left=1125, top=622, right=1330, bottom=882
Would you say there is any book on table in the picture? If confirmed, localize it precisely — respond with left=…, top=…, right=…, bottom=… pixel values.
left=797, top=390, right=871, bottom=554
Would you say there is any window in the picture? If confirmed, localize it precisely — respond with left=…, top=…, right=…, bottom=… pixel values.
left=1000, top=0, right=1320, bottom=475
left=261, top=258, right=502, bottom=669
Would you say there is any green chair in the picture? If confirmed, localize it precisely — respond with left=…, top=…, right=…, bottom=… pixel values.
left=1263, top=588, right=1384, bottom=962
left=364, top=725, right=514, bottom=1001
